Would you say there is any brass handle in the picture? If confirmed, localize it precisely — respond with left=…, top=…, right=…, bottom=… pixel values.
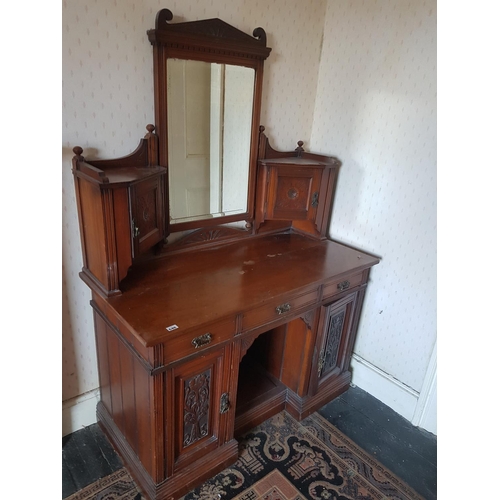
left=337, top=280, right=350, bottom=292
left=220, top=393, right=230, bottom=414
left=318, top=348, right=325, bottom=377
left=132, top=219, right=140, bottom=238
left=276, top=303, right=291, bottom=315
left=311, top=192, right=319, bottom=208
left=191, top=333, right=212, bottom=349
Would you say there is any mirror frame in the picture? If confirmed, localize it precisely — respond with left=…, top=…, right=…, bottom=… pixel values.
left=148, top=9, right=272, bottom=234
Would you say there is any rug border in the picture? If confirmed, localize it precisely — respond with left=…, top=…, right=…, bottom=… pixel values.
left=303, top=412, right=426, bottom=500
left=64, top=467, right=138, bottom=500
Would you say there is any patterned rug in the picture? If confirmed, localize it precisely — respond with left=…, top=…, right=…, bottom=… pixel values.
left=66, top=411, right=424, bottom=500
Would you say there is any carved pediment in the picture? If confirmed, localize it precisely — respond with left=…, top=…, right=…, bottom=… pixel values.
left=156, top=9, right=266, bottom=45
left=148, top=9, right=271, bottom=59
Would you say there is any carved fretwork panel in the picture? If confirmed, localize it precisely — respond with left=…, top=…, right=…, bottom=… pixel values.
left=171, top=346, right=229, bottom=471
left=319, top=310, right=345, bottom=378
left=183, top=370, right=211, bottom=448
left=312, top=292, right=358, bottom=394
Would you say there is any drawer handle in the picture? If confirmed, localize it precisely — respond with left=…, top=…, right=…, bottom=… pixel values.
left=337, top=280, right=350, bottom=292
left=191, top=333, right=212, bottom=349
left=276, top=303, right=291, bottom=315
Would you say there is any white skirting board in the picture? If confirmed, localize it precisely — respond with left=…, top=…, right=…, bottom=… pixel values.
left=350, top=348, right=437, bottom=435
left=410, top=340, right=437, bottom=434
left=62, top=388, right=100, bottom=436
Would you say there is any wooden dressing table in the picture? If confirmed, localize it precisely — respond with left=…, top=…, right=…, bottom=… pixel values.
left=71, top=9, right=379, bottom=500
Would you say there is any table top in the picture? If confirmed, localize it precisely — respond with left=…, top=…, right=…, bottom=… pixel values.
left=107, top=232, right=380, bottom=346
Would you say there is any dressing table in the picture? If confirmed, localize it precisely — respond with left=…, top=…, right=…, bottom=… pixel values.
left=71, top=9, right=379, bottom=500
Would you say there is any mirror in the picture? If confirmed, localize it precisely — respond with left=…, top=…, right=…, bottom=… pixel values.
left=148, top=8, right=271, bottom=234
left=167, top=60, right=255, bottom=224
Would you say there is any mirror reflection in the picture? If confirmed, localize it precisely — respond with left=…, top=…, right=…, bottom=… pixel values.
left=167, top=59, right=255, bottom=224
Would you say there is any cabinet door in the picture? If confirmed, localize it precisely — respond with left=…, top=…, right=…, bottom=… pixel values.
left=169, top=345, right=232, bottom=473
left=266, top=165, right=323, bottom=222
left=311, top=292, right=358, bottom=394
left=129, top=173, right=166, bottom=257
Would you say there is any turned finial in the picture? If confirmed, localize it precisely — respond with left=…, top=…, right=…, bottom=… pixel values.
left=295, top=141, right=304, bottom=157
left=145, top=124, right=156, bottom=138
left=73, top=146, right=84, bottom=158
left=259, top=125, right=265, bottom=133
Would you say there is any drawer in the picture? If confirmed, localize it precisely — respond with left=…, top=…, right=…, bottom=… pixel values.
left=242, top=287, right=319, bottom=332
left=322, top=272, right=364, bottom=301
left=162, top=316, right=236, bottom=364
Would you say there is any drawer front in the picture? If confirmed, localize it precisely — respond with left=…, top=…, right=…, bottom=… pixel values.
left=163, top=317, right=236, bottom=364
left=322, top=272, right=364, bottom=301
left=242, top=287, right=319, bottom=332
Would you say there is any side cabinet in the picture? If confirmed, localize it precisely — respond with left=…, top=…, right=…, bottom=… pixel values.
left=255, top=130, right=341, bottom=239
left=310, top=292, right=360, bottom=395
left=72, top=153, right=167, bottom=296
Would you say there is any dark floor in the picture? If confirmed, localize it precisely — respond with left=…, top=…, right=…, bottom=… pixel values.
left=318, top=386, right=437, bottom=500
left=62, top=385, right=437, bottom=500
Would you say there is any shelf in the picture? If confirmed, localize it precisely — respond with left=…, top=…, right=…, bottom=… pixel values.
left=234, top=357, right=287, bottom=436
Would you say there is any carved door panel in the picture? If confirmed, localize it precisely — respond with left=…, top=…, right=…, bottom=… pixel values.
left=311, top=292, right=358, bottom=394
left=266, top=165, right=323, bottom=222
left=170, top=345, right=232, bottom=472
left=129, top=173, right=166, bottom=257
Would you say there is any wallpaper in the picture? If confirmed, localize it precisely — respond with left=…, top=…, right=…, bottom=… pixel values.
left=310, top=0, right=437, bottom=392
left=62, top=0, right=328, bottom=402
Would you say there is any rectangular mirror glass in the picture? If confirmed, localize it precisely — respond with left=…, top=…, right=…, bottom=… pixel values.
left=167, top=59, right=255, bottom=224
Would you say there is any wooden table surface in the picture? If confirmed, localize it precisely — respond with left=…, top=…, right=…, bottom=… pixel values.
left=108, top=233, right=380, bottom=346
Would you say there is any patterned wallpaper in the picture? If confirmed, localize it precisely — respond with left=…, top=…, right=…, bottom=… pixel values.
left=310, top=0, right=437, bottom=392
left=62, top=0, right=328, bottom=402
